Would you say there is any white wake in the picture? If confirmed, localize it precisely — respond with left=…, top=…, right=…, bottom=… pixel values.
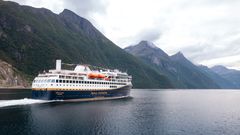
left=0, top=98, right=51, bottom=108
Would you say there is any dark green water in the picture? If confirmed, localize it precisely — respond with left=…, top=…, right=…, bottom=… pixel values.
left=1, top=89, right=240, bottom=135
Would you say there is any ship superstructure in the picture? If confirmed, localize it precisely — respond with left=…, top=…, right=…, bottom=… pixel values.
left=32, top=60, right=132, bottom=100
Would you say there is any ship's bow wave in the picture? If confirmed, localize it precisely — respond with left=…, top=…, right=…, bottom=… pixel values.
left=0, top=98, right=52, bottom=108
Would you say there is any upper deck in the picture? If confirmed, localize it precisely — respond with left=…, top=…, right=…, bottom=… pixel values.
left=32, top=60, right=132, bottom=90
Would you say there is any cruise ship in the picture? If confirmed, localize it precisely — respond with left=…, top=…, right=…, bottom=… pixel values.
left=32, top=60, right=132, bottom=101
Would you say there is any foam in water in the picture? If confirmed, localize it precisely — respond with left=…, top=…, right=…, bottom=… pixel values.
left=0, top=98, right=51, bottom=108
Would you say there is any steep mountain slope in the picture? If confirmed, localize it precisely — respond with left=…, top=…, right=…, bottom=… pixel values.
left=125, top=41, right=220, bottom=88
left=125, top=41, right=183, bottom=87
left=198, top=65, right=237, bottom=88
left=211, top=66, right=240, bottom=88
left=170, top=52, right=219, bottom=88
left=0, top=1, right=173, bottom=88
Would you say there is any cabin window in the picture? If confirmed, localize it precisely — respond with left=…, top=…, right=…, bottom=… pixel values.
left=63, top=80, right=66, bottom=83
left=66, top=80, right=69, bottom=83
left=59, top=80, right=62, bottom=83
left=70, top=80, right=72, bottom=83
left=56, top=80, right=59, bottom=83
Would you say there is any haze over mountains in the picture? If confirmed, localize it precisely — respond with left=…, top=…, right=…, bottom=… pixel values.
left=125, top=41, right=240, bottom=88
left=0, top=1, right=239, bottom=88
left=0, top=0, right=172, bottom=88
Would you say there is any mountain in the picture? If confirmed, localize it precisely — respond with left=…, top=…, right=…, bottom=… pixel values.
left=125, top=41, right=171, bottom=68
left=125, top=41, right=182, bottom=87
left=0, top=1, right=173, bottom=88
left=170, top=52, right=220, bottom=88
left=211, top=66, right=240, bottom=88
left=198, top=65, right=237, bottom=88
left=125, top=41, right=220, bottom=88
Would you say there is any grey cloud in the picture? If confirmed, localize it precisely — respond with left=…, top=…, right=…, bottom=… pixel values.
left=118, top=27, right=162, bottom=48
left=134, top=28, right=162, bottom=44
left=7, top=0, right=28, bottom=5
left=182, top=39, right=240, bottom=66
left=62, top=0, right=108, bottom=18
left=179, top=0, right=240, bottom=9
left=6, top=0, right=240, bottom=69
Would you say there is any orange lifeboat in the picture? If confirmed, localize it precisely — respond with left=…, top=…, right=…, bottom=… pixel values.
left=88, top=73, right=98, bottom=79
left=98, top=74, right=105, bottom=78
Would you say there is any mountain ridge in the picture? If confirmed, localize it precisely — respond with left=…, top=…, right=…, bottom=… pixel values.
left=211, top=65, right=240, bottom=88
left=0, top=0, right=173, bottom=88
left=124, top=40, right=239, bottom=88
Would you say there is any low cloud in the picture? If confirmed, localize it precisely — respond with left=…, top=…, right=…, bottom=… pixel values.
left=6, top=0, right=240, bottom=69
left=136, top=28, right=162, bottom=43
left=61, top=0, right=108, bottom=19
left=9, top=0, right=108, bottom=21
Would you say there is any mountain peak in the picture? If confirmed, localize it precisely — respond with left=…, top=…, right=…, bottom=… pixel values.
left=170, top=51, right=195, bottom=67
left=124, top=40, right=170, bottom=65
left=60, top=9, right=79, bottom=18
left=211, top=65, right=230, bottom=74
left=171, top=51, right=186, bottom=60
left=175, top=51, right=184, bottom=56
left=138, top=40, right=158, bottom=49
left=59, top=9, right=104, bottom=40
left=212, top=65, right=228, bottom=69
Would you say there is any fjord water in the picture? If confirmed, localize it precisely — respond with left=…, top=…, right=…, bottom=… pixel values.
left=1, top=89, right=240, bottom=135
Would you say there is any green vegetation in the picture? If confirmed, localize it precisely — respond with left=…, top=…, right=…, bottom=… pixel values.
left=0, top=1, right=173, bottom=88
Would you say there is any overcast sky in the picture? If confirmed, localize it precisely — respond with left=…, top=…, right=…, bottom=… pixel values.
left=9, top=0, right=240, bottom=69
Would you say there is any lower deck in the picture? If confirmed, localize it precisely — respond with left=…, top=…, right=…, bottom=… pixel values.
left=32, top=85, right=131, bottom=100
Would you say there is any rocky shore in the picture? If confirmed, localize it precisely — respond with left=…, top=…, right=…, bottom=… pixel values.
left=0, top=60, right=30, bottom=88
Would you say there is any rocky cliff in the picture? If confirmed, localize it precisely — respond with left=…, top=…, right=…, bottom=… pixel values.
left=0, top=59, right=29, bottom=88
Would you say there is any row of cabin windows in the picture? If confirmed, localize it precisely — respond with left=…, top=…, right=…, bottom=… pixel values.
left=59, top=75, right=83, bottom=80
left=34, top=79, right=126, bottom=85
left=55, top=84, right=117, bottom=87
left=56, top=79, right=126, bottom=85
